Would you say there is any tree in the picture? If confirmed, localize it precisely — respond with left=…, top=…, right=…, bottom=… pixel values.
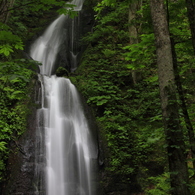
left=0, top=0, right=15, bottom=23
left=128, top=0, right=142, bottom=84
left=128, top=0, right=142, bottom=46
left=171, top=37, right=195, bottom=172
left=150, top=0, right=190, bottom=194
left=165, top=0, right=195, bottom=172
left=185, top=0, right=195, bottom=54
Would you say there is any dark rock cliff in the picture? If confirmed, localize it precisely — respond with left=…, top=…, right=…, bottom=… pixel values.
left=1, top=80, right=40, bottom=195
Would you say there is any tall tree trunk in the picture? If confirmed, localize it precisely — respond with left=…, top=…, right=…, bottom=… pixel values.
left=150, top=0, right=190, bottom=194
left=171, top=37, right=195, bottom=171
left=185, top=0, right=195, bottom=54
left=128, top=0, right=142, bottom=84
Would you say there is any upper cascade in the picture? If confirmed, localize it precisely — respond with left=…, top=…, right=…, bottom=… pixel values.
left=70, top=0, right=84, bottom=11
left=30, top=0, right=84, bottom=76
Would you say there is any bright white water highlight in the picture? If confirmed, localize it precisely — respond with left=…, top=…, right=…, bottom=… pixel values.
left=38, top=75, right=96, bottom=195
left=30, top=1, right=97, bottom=194
left=30, top=15, right=66, bottom=76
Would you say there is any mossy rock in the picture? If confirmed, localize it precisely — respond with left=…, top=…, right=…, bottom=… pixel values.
left=56, top=67, right=69, bottom=77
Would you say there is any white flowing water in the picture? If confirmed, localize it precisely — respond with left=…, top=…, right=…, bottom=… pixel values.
left=30, top=1, right=97, bottom=194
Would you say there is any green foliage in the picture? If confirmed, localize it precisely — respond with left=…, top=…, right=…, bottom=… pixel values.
left=29, top=0, right=78, bottom=18
left=74, top=34, right=164, bottom=187
left=0, top=0, right=79, bottom=58
left=145, top=173, right=171, bottom=195
left=0, top=23, right=24, bottom=57
left=189, top=176, right=195, bottom=195
left=56, top=66, right=69, bottom=77
left=1, top=0, right=195, bottom=192
left=82, top=3, right=129, bottom=45
left=94, top=0, right=118, bottom=19
left=15, top=0, right=77, bottom=15
left=123, top=33, right=155, bottom=70
left=0, top=59, right=35, bottom=181
left=74, top=0, right=194, bottom=191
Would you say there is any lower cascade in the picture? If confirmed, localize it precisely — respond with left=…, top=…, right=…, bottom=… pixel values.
left=30, top=1, right=97, bottom=194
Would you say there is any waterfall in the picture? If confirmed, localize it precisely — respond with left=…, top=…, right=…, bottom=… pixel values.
left=30, top=1, right=97, bottom=194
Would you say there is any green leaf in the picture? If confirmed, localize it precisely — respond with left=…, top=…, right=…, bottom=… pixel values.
left=9, top=90, right=25, bottom=100
left=0, top=142, right=7, bottom=152
left=14, top=42, right=24, bottom=50
left=0, top=45, right=13, bottom=56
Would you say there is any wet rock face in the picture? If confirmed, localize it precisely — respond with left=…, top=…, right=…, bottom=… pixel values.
left=1, top=81, right=40, bottom=195
left=55, top=6, right=95, bottom=73
left=2, top=112, right=37, bottom=195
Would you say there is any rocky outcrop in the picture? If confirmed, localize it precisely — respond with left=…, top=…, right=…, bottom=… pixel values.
left=1, top=80, right=40, bottom=195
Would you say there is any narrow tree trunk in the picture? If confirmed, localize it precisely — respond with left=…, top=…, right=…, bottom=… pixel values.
left=128, top=0, right=142, bottom=84
left=185, top=0, right=195, bottom=54
left=150, top=0, right=190, bottom=194
left=4, top=0, right=15, bottom=23
left=128, top=1, right=142, bottom=45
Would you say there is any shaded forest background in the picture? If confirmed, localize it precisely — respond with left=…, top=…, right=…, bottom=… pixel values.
left=1, top=0, right=195, bottom=194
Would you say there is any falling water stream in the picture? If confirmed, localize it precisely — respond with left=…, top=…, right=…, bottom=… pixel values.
left=30, top=1, right=97, bottom=194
